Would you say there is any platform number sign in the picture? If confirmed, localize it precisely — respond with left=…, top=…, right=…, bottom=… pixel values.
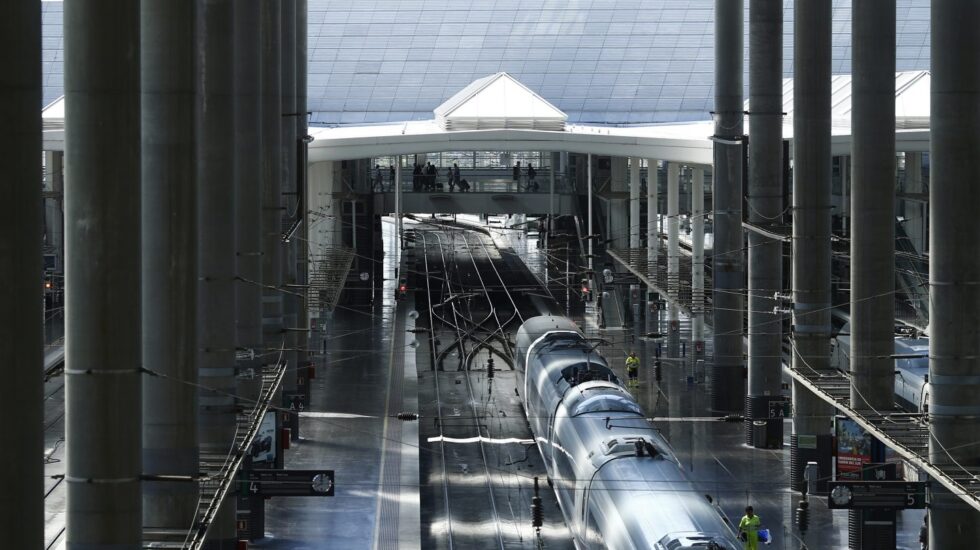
left=768, top=400, right=788, bottom=420
left=827, top=481, right=926, bottom=510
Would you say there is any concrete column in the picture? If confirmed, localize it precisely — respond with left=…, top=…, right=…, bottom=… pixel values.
left=141, top=0, right=200, bottom=528
left=280, top=0, right=299, bottom=412
left=747, top=0, right=784, bottom=446
left=646, top=159, right=659, bottom=280
left=840, top=155, right=850, bottom=237
left=234, top=0, right=263, bottom=400
left=929, top=1, right=980, bottom=544
left=630, top=158, right=641, bottom=249
left=609, top=157, right=629, bottom=250
left=791, top=0, right=835, bottom=490
left=904, top=152, right=925, bottom=254
left=550, top=151, right=559, bottom=231
left=64, top=0, right=143, bottom=544
left=296, top=0, right=310, bottom=407
left=309, top=161, right=340, bottom=255
left=629, top=158, right=642, bottom=323
left=197, top=0, right=238, bottom=543
left=667, top=162, right=680, bottom=357
left=260, top=0, right=284, bottom=358
left=395, top=157, right=402, bottom=247
left=0, top=2, right=43, bottom=545
left=587, top=154, right=594, bottom=275
left=850, top=0, right=896, bottom=413
left=711, top=0, right=746, bottom=414
left=691, top=167, right=706, bottom=353
left=44, top=150, right=65, bottom=272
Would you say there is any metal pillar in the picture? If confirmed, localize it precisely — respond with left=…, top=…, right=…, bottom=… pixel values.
left=64, top=0, right=143, bottom=544
left=691, top=167, right=706, bottom=362
left=711, top=0, right=745, bottom=413
left=260, top=0, right=284, bottom=359
left=141, top=0, right=199, bottom=528
left=198, top=0, right=238, bottom=543
left=929, top=1, right=980, bottom=544
left=234, top=0, right=263, bottom=404
left=667, top=162, right=680, bottom=357
left=850, top=0, right=896, bottom=413
left=647, top=159, right=659, bottom=280
left=791, top=0, right=835, bottom=491
left=0, top=2, right=42, bottom=545
left=747, top=0, right=784, bottom=446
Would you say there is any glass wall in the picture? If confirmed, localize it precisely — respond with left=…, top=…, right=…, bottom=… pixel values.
left=373, top=151, right=552, bottom=170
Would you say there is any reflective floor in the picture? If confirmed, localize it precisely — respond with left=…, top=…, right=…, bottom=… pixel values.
left=254, top=218, right=928, bottom=549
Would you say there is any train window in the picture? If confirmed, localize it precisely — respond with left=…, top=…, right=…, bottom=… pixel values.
left=560, top=363, right=619, bottom=387
left=657, top=534, right=737, bottom=550
left=574, top=394, right=641, bottom=416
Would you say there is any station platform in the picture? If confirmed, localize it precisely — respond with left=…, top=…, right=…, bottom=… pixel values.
left=577, top=302, right=927, bottom=550
left=257, top=220, right=420, bottom=549
left=38, top=219, right=927, bottom=549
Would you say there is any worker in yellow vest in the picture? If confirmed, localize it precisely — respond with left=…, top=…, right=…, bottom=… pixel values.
left=625, top=351, right=640, bottom=387
left=738, top=506, right=761, bottom=549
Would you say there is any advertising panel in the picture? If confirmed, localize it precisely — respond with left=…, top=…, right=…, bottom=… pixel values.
left=835, top=416, right=873, bottom=480
left=251, top=411, right=276, bottom=464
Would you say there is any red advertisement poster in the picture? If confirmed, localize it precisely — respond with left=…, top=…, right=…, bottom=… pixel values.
left=836, top=416, right=873, bottom=480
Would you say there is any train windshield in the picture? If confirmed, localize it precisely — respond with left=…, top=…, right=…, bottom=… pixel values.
left=657, top=534, right=738, bottom=550
left=572, top=393, right=642, bottom=416
left=560, top=363, right=618, bottom=387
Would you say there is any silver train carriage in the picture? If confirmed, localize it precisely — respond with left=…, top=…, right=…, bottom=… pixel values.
left=516, top=316, right=742, bottom=550
left=831, top=323, right=930, bottom=412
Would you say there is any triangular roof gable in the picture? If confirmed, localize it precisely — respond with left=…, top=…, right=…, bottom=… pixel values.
left=750, top=70, right=931, bottom=129
left=434, top=72, right=567, bottom=131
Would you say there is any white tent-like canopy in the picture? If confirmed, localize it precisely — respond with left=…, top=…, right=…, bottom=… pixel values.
left=750, top=70, right=931, bottom=130
left=433, top=72, right=568, bottom=132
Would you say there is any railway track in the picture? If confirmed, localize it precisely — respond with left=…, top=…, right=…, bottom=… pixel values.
left=415, top=225, right=569, bottom=550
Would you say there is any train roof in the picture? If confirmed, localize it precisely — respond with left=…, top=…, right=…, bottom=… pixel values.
left=596, top=458, right=740, bottom=548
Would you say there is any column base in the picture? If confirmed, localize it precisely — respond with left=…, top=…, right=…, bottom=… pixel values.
left=745, top=394, right=784, bottom=448
left=790, top=433, right=833, bottom=494
left=707, top=363, right=744, bottom=414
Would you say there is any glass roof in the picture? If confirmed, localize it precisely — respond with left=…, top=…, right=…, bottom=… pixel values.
left=40, top=0, right=932, bottom=125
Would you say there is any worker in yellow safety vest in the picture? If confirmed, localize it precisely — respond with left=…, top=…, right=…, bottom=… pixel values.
left=738, top=506, right=761, bottom=549
left=625, top=351, right=640, bottom=387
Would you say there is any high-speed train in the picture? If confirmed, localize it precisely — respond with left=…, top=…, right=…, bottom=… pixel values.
left=516, top=316, right=742, bottom=550
left=831, top=323, right=931, bottom=412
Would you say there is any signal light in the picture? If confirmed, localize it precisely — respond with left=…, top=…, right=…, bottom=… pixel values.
left=44, top=282, right=52, bottom=289
left=399, top=284, right=407, bottom=292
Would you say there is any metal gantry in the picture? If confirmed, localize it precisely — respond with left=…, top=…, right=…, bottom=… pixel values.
left=787, top=354, right=980, bottom=514
left=309, top=245, right=356, bottom=312
left=142, top=347, right=288, bottom=549
left=606, top=246, right=712, bottom=318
